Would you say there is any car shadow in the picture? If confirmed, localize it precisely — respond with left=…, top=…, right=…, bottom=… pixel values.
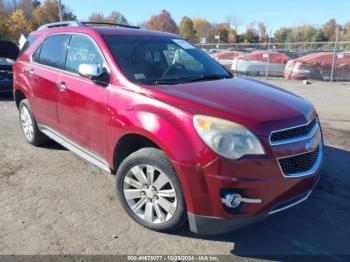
left=0, top=93, right=66, bottom=151
left=41, top=140, right=67, bottom=151
left=175, top=145, right=350, bottom=258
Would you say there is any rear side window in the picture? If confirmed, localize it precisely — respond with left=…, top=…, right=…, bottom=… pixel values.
left=66, top=35, right=104, bottom=74
left=19, top=35, right=39, bottom=57
left=32, top=44, right=41, bottom=63
left=38, top=34, right=69, bottom=69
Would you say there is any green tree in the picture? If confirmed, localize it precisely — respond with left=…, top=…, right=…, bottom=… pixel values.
left=289, top=25, right=318, bottom=42
left=179, top=16, right=196, bottom=42
left=274, top=27, right=292, bottom=43
left=312, top=29, right=328, bottom=42
left=341, top=22, right=350, bottom=41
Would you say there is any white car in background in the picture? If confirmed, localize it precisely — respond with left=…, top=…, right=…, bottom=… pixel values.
left=231, top=50, right=290, bottom=77
left=212, top=50, right=243, bottom=69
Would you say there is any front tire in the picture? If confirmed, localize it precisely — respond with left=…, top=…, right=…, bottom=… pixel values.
left=19, top=99, right=48, bottom=146
left=116, top=148, right=187, bottom=232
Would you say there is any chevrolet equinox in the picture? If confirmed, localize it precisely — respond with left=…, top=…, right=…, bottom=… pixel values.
left=13, top=21, right=323, bottom=234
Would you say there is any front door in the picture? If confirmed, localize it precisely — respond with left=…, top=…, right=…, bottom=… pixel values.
left=56, top=34, right=109, bottom=159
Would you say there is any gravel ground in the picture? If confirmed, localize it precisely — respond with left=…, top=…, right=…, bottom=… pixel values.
left=0, top=79, right=349, bottom=260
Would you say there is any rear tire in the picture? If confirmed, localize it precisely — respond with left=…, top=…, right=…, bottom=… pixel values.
left=19, top=99, right=49, bottom=146
left=116, top=148, right=187, bottom=232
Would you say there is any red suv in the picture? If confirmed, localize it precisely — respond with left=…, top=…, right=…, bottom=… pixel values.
left=13, top=21, right=323, bottom=235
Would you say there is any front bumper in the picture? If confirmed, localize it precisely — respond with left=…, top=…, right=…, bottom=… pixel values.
left=188, top=188, right=316, bottom=235
left=172, top=117, right=324, bottom=235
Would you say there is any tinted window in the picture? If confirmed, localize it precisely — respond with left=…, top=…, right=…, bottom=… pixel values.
left=66, top=35, right=104, bottom=74
left=104, top=35, right=232, bottom=85
left=39, top=34, right=69, bottom=69
left=32, top=44, right=42, bottom=63
left=19, top=35, right=39, bottom=57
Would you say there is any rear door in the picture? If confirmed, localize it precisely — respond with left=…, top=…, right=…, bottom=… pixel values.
left=56, top=34, right=109, bottom=158
left=29, top=34, right=70, bottom=130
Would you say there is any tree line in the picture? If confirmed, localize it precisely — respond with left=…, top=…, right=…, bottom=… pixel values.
left=0, top=0, right=75, bottom=41
left=1, top=0, right=350, bottom=45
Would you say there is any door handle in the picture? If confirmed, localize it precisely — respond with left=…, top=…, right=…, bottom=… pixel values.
left=56, top=81, right=67, bottom=91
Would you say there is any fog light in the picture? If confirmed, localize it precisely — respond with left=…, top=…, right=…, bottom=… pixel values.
left=221, top=193, right=242, bottom=208
left=221, top=192, right=262, bottom=209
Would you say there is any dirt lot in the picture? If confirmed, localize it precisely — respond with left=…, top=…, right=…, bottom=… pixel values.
left=0, top=79, right=350, bottom=260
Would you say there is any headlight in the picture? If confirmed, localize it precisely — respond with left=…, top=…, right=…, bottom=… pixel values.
left=193, top=115, right=265, bottom=159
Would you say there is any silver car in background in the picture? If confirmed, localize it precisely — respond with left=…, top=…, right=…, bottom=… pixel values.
left=231, top=50, right=290, bottom=77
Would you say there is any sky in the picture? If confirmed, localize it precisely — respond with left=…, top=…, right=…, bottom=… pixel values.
left=63, top=0, right=350, bottom=33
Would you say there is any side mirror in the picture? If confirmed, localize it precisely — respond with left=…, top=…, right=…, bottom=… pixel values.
left=78, top=64, right=103, bottom=78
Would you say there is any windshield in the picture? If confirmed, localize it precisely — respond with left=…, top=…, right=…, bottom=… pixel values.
left=103, top=35, right=232, bottom=85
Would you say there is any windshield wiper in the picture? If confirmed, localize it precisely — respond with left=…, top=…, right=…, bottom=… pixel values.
left=137, top=74, right=230, bottom=86
left=138, top=78, right=180, bottom=85
left=178, top=74, right=229, bottom=83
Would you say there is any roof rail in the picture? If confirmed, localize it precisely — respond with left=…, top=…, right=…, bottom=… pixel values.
left=37, top=21, right=81, bottom=30
left=80, top=21, right=140, bottom=29
left=37, top=21, right=140, bottom=31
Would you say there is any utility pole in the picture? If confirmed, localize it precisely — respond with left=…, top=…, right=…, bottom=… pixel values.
left=330, top=25, right=340, bottom=84
left=58, top=0, right=63, bottom=22
left=215, top=33, right=221, bottom=62
left=265, top=30, right=272, bottom=79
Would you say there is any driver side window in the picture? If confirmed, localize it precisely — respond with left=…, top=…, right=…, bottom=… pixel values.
left=66, top=35, right=104, bottom=74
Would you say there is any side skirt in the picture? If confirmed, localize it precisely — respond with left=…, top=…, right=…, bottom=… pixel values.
left=38, top=124, right=111, bottom=173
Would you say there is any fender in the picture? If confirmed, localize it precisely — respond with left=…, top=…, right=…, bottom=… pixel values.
left=106, top=87, right=217, bottom=214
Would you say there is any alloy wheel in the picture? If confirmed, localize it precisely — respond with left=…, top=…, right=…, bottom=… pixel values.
left=20, top=106, right=34, bottom=141
left=122, top=164, right=177, bottom=224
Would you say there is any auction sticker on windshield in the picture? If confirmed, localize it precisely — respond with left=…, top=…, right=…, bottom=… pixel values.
left=172, top=39, right=195, bottom=49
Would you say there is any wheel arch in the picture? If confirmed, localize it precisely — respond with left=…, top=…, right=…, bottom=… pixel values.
left=112, top=133, right=161, bottom=173
left=14, top=89, right=27, bottom=108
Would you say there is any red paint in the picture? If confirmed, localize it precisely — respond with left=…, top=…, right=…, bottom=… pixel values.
left=13, top=26, right=322, bottom=222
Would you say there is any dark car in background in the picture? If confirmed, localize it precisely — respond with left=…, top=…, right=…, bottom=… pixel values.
left=0, top=41, right=19, bottom=94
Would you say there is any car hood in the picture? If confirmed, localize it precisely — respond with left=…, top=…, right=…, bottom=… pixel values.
left=146, top=77, right=315, bottom=136
left=0, top=41, right=19, bottom=60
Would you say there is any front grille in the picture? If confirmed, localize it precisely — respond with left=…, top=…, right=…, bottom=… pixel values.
left=278, top=147, right=319, bottom=176
left=270, top=118, right=316, bottom=143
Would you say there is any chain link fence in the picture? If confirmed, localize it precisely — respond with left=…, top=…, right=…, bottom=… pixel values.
left=199, top=40, right=350, bottom=83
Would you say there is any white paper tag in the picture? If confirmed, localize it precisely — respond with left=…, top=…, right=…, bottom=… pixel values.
left=172, top=39, right=195, bottom=49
